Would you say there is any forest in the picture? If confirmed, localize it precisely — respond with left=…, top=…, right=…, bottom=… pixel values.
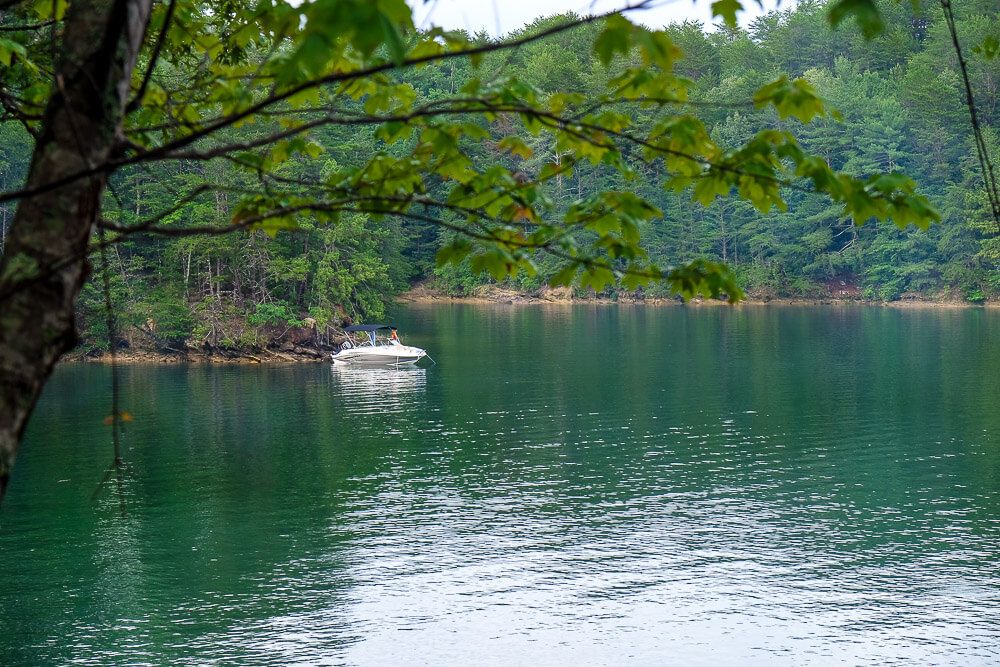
left=0, top=0, right=997, bottom=352
left=5, top=1, right=1000, bottom=660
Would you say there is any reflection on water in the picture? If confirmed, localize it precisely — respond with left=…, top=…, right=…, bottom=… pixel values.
left=1, top=305, right=999, bottom=665
left=330, top=365, right=427, bottom=415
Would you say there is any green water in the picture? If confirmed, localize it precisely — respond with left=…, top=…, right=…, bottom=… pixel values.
left=2, top=304, right=999, bottom=665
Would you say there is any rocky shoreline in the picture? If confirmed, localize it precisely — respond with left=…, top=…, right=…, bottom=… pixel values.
left=70, top=343, right=335, bottom=365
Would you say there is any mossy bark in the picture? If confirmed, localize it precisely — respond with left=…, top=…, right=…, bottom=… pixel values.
left=0, top=0, right=151, bottom=499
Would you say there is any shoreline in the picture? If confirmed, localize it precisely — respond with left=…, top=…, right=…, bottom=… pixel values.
left=68, top=345, right=332, bottom=365
left=68, top=288, right=987, bottom=365
left=396, top=285, right=988, bottom=310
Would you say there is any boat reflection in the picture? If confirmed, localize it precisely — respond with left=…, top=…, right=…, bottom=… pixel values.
left=329, top=364, right=427, bottom=415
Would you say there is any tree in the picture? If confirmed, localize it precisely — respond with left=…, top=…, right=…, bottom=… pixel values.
left=0, top=0, right=152, bottom=498
left=0, top=0, right=946, bottom=498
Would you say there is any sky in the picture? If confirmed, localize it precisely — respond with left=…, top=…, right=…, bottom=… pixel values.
left=408, top=0, right=793, bottom=35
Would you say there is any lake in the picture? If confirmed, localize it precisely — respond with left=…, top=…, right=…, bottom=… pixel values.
left=2, top=304, right=999, bottom=665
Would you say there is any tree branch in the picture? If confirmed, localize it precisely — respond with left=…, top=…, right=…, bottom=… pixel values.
left=125, top=0, right=177, bottom=114
left=940, top=0, right=1000, bottom=232
left=0, top=1, right=658, bottom=204
left=0, top=19, right=55, bottom=31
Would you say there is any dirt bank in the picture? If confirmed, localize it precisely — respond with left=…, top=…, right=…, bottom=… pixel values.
left=69, top=343, right=334, bottom=365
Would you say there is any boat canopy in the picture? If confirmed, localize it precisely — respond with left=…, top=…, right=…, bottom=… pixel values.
left=344, top=324, right=396, bottom=333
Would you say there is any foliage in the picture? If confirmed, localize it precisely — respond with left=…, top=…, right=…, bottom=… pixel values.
left=1, top=0, right=993, bottom=350
left=247, top=302, right=304, bottom=328
left=148, top=288, right=196, bottom=347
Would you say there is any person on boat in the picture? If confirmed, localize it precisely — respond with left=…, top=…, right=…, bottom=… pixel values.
left=389, top=329, right=401, bottom=346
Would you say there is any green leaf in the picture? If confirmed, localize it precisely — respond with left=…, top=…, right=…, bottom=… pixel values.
left=621, top=266, right=655, bottom=291
left=375, top=121, right=413, bottom=144
left=711, top=0, right=743, bottom=29
left=667, top=259, right=744, bottom=302
left=634, top=30, right=680, bottom=69
left=0, top=38, right=27, bottom=67
left=549, top=264, right=579, bottom=287
left=378, top=13, right=407, bottom=65
left=827, top=0, right=885, bottom=40
left=972, top=35, right=999, bottom=60
left=409, top=37, right=445, bottom=60
left=753, top=76, right=826, bottom=122
left=594, top=14, right=632, bottom=66
left=497, top=136, right=533, bottom=159
left=868, top=172, right=913, bottom=194
left=579, top=265, right=616, bottom=292
left=31, top=0, right=67, bottom=20
left=471, top=249, right=516, bottom=280
left=587, top=214, right=621, bottom=236
left=436, top=239, right=473, bottom=266
left=304, top=141, right=324, bottom=159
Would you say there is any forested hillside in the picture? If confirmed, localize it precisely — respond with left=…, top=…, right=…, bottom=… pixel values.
left=1, top=0, right=997, bottom=351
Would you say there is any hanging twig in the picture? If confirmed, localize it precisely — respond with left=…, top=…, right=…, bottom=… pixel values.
left=97, top=225, right=123, bottom=467
left=940, top=0, right=1000, bottom=233
left=91, top=226, right=128, bottom=515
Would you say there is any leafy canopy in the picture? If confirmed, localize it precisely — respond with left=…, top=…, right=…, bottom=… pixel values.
left=0, top=0, right=940, bottom=303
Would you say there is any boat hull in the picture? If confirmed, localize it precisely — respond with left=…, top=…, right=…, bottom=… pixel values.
left=330, top=345, right=426, bottom=366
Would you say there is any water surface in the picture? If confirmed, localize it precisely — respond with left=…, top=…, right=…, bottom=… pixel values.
left=2, top=304, right=999, bottom=665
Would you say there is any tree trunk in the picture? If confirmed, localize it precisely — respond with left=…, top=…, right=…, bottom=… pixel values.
left=0, top=0, right=152, bottom=500
left=718, top=205, right=728, bottom=263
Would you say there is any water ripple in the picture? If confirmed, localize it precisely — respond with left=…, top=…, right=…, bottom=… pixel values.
left=3, top=306, right=1000, bottom=665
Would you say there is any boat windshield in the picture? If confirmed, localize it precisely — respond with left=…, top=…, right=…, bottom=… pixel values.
left=346, top=328, right=397, bottom=347
left=350, top=331, right=377, bottom=346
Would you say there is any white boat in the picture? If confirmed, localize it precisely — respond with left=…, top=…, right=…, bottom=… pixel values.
left=330, top=324, right=428, bottom=366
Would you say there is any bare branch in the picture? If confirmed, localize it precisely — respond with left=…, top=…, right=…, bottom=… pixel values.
left=125, top=0, right=178, bottom=114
